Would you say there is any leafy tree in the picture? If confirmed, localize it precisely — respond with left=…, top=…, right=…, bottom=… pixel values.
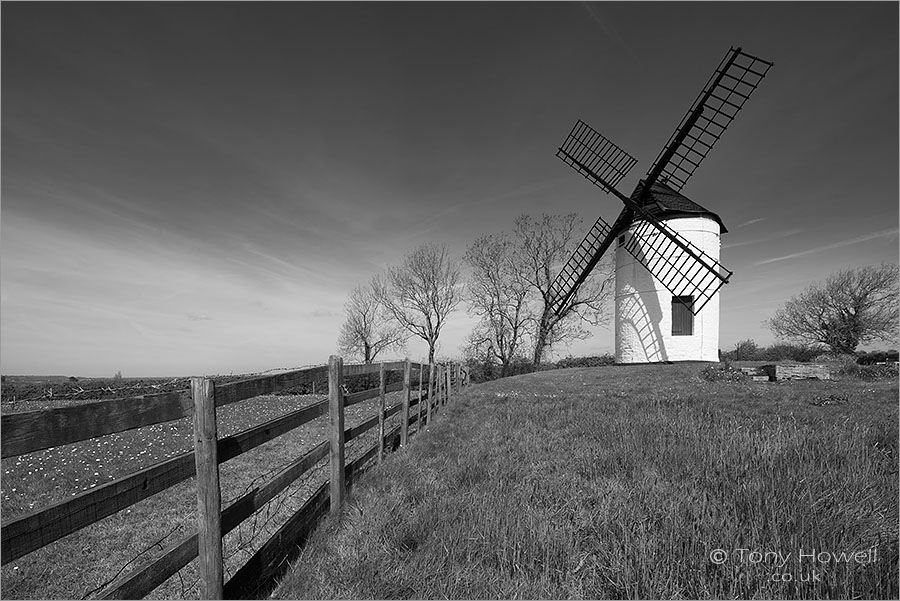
left=513, top=214, right=614, bottom=366
left=767, top=263, right=899, bottom=354
left=374, top=243, right=462, bottom=364
left=337, top=280, right=407, bottom=363
left=463, top=233, right=531, bottom=377
left=113, top=371, right=123, bottom=381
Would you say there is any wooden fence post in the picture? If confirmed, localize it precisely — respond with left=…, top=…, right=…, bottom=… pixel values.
left=377, top=362, right=386, bottom=464
left=401, top=359, right=411, bottom=446
left=446, top=364, right=452, bottom=404
left=417, top=360, right=424, bottom=431
left=434, top=365, right=440, bottom=412
left=191, top=377, right=223, bottom=600
left=328, top=355, right=345, bottom=515
left=427, top=363, right=435, bottom=428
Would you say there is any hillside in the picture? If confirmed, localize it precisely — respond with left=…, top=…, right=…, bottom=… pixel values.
left=274, top=363, right=898, bottom=599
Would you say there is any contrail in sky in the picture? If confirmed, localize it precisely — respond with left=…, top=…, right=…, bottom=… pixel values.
left=735, top=217, right=767, bottom=228
left=579, top=2, right=639, bottom=62
left=722, top=228, right=804, bottom=249
left=755, top=227, right=899, bottom=265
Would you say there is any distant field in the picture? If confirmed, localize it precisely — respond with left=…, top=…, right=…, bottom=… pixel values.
left=275, top=364, right=898, bottom=600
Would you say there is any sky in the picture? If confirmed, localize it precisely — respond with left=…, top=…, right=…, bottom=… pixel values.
left=2, top=2, right=897, bottom=377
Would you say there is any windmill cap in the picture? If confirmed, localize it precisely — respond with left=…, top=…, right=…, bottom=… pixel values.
left=630, top=179, right=728, bottom=233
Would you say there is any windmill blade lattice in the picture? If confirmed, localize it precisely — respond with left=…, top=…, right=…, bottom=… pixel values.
left=548, top=45, right=772, bottom=320
left=644, top=47, right=773, bottom=192
left=621, top=208, right=733, bottom=314
left=547, top=213, right=615, bottom=314
left=556, top=120, right=637, bottom=193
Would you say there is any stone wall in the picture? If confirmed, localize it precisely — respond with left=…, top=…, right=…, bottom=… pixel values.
left=775, top=363, right=831, bottom=380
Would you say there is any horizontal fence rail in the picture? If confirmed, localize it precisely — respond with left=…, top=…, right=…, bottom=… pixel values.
left=1, top=366, right=330, bottom=459
left=0, top=357, right=467, bottom=600
left=0, top=363, right=412, bottom=459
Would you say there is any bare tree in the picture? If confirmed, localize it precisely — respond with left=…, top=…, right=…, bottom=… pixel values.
left=464, top=233, right=531, bottom=376
left=337, top=281, right=408, bottom=363
left=767, top=263, right=898, bottom=354
left=513, top=214, right=614, bottom=366
left=374, top=243, right=462, bottom=364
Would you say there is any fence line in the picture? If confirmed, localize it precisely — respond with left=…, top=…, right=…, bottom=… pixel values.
left=1, top=357, right=468, bottom=599
left=1, top=366, right=331, bottom=458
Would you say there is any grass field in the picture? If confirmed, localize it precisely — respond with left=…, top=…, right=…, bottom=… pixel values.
left=0, top=387, right=412, bottom=599
left=274, top=363, right=898, bottom=600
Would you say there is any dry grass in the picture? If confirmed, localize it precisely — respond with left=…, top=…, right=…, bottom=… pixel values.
left=274, top=363, right=898, bottom=600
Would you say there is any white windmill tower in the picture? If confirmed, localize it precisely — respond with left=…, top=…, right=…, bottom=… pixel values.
left=614, top=180, right=727, bottom=362
left=547, top=47, right=773, bottom=363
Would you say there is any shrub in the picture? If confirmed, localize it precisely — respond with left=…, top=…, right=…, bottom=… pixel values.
left=857, top=349, right=900, bottom=365
left=553, top=354, right=616, bottom=369
left=813, top=353, right=859, bottom=367
left=761, top=343, right=820, bottom=362
left=698, top=363, right=749, bottom=382
left=836, top=362, right=899, bottom=381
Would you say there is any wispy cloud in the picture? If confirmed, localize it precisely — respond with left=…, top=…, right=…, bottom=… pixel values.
left=722, top=228, right=805, bottom=249
left=755, top=227, right=899, bottom=265
left=735, top=217, right=767, bottom=228
left=187, top=313, right=212, bottom=321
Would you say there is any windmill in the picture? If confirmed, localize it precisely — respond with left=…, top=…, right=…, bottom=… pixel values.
left=549, top=47, right=773, bottom=362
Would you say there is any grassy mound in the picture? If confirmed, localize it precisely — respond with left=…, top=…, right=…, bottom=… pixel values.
left=274, top=364, right=898, bottom=600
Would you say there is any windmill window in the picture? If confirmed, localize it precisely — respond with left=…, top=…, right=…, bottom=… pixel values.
left=671, top=295, right=694, bottom=336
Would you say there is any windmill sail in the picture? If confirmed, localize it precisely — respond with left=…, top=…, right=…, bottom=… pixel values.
left=547, top=208, right=632, bottom=314
left=550, top=157, right=732, bottom=315
left=621, top=202, right=732, bottom=314
left=643, top=47, right=774, bottom=193
left=548, top=46, right=772, bottom=319
left=556, top=120, right=637, bottom=193
left=547, top=122, right=638, bottom=313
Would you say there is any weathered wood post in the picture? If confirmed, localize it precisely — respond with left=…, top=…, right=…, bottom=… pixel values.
left=328, top=355, right=345, bottom=515
left=417, top=360, right=424, bottom=431
left=446, top=364, right=452, bottom=404
left=377, top=362, right=386, bottom=464
left=191, top=377, right=223, bottom=600
left=434, top=364, right=440, bottom=411
left=401, top=359, right=411, bottom=446
left=427, top=363, right=435, bottom=428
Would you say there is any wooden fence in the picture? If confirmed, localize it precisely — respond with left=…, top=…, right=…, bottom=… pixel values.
left=1, top=357, right=468, bottom=599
